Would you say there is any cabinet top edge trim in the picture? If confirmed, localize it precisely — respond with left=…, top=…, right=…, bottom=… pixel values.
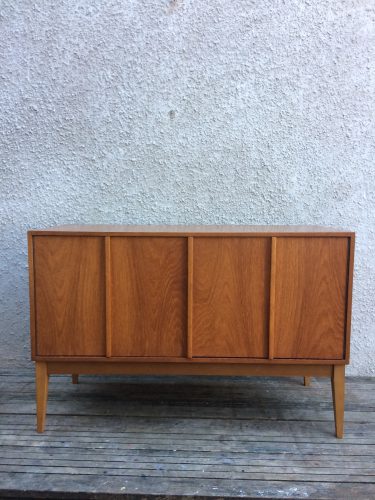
left=28, top=225, right=355, bottom=237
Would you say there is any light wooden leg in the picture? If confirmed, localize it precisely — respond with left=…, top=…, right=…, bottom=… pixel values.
left=36, top=362, right=49, bottom=433
left=331, top=365, right=345, bottom=439
left=72, top=374, right=79, bottom=384
left=304, top=377, right=311, bottom=386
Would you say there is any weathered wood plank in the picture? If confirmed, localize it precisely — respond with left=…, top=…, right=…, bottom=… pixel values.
left=1, top=429, right=375, bottom=447
left=0, top=428, right=373, bottom=445
left=0, top=372, right=374, bottom=499
left=1, top=464, right=375, bottom=483
left=1, top=415, right=374, bottom=434
left=2, top=404, right=374, bottom=424
left=1, top=439, right=374, bottom=458
left=2, top=445, right=375, bottom=466
left=0, top=457, right=374, bottom=477
left=0, top=473, right=375, bottom=499
left=1, top=452, right=374, bottom=469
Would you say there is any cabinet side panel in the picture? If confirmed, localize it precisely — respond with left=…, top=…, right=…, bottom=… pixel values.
left=34, top=236, right=106, bottom=356
left=274, top=237, right=349, bottom=359
left=111, top=237, right=187, bottom=357
left=28, top=233, right=36, bottom=358
left=193, top=237, right=271, bottom=358
left=344, top=235, right=355, bottom=361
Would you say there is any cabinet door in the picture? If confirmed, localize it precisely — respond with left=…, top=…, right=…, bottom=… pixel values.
left=192, top=238, right=271, bottom=358
left=34, top=236, right=106, bottom=356
left=111, top=237, right=187, bottom=357
left=274, top=237, right=349, bottom=359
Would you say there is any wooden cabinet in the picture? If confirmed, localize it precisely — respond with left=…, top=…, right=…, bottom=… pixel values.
left=28, top=225, right=355, bottom=437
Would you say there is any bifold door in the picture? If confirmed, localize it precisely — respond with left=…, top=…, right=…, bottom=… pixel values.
left=192, top=237, right=271, bottom=358
left=273, top=237, right=349, bottom=359
left=34, top=236, right=106, bottom=356
left=110, top=237, right=187, bottom=357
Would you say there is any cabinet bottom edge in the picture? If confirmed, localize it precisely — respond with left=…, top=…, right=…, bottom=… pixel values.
left=36, top=361, right=334, bottom=377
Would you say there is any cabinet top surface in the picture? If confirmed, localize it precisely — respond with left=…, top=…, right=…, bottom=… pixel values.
left=29, top=224, right=354, bottom=237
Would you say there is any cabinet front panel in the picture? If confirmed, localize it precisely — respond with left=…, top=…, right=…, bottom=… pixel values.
left=34, top=236, right=106, bottom=356
left=192, top=237, right=270, bottom=358
left=274, top=237, right=349, bottom=359
left=111, top=237, right=187, bottom=357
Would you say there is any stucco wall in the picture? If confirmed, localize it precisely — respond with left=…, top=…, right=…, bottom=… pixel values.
left=1, top=0, right=374, bottom=374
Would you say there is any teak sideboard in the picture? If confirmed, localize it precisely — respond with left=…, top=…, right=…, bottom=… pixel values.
left=28, top=225, right=355, bottom=436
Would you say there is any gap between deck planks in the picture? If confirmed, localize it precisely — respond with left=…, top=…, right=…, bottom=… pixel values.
left=0, top=370, right=374, bottom=499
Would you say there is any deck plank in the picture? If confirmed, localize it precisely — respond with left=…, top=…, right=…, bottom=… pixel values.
left=0, top=369, right=374, bottom=499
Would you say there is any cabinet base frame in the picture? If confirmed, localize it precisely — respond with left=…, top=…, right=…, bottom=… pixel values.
left=35, top=361, right=345, bottom=438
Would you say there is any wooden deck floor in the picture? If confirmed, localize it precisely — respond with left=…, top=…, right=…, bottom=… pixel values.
left=0, top=369, right=374, bottom=499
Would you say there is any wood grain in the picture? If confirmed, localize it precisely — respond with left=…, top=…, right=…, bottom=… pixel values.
left=46, top=361, right=332, bottom=377
left=27, top=232, right=36, bottom=358
left=35, top=362, right=48, bottom=433
left=192, top=237, right=271, bottom=358
left=268, top=237, right=277, bottom=359
left=105, top=236, right=112, bottom=357
left=33, top=355, right=346, bottom=365
left=332, top=364, right=345, bottom=438
left=274, top=237, right=349, bottom=360
left=344, top=235, right=355, bottom=361
left=187, top=237, right=193, bottom=358
left=110, top=237, right=187, bottom=357
left=34, top=236, right=106, bottom=356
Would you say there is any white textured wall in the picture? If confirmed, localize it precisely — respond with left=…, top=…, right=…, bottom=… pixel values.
left=1, top=1, right=374, bottom=374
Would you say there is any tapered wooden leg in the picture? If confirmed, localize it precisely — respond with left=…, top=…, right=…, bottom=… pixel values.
left=72, top=374, right=79, bottom=384
left=36, top=362, right=49, bottom=433
left=304, top=377, right=311, bottom=386
left=331, top=365, right=345, bottom=439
